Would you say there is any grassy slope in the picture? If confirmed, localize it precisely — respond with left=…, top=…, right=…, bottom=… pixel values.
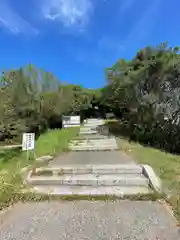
left=106, top=120, right=180, bottom=223
left=35, top=128, right=79, bottom=157
left=117, top=137, right=180, bottom=223
left=117, top=138, right=180, bottom=194
left=0, top=127, right=79, bottom=210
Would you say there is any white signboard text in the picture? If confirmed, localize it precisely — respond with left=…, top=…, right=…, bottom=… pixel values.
left=22, top=133, right=35, bottom=151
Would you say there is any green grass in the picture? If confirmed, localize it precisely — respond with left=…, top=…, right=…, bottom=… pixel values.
left=111, top=129, right=180, bottom=223
left=105, top=121, right=180, bottom=223
left=117, top=137, right=180, bottom=193
left=0, top=127, right=79, bottom=210
left=35, top=127, right=79, bottom=157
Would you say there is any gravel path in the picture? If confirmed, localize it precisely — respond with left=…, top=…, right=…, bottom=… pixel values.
left=49, top=151, right=135, bottom=166
left=0, top=201, right=179, bottom=240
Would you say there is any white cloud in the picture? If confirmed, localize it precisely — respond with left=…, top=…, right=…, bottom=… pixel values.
left=0, top=1, right=38, bottom=35
left=42, top=0, right=93, bottom=30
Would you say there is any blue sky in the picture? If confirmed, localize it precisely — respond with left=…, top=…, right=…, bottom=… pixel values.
left=0, top=0, right=179, bottom=88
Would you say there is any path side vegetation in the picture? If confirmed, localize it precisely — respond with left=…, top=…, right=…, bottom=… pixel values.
left=103, top=42, right=180, bottom=154
left=0, top=127, right=79, bottom=210
left=1, top=42, right=180, bottom=220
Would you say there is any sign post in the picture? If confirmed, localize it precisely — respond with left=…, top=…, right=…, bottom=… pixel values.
left=62, top=115, right=80, bottom=128
left=22, top=133, right=35, bottom=161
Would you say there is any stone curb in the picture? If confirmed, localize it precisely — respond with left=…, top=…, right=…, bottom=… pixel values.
left=79, top=132, right=98, bottom=134
left=26, top=164, right=143, bottom=175
left=69, top=139, right=116, bottom=142
left=26, top=174, right=149, bottom=187
left=142, top=164, right=162, bottom=193
left=69, top=149, right=119, bottom=152
left=69, top=145, right=118, bottom=148
left=28, top=186, right=151, bottom=197
left=69, top=142, right=117, bottom=144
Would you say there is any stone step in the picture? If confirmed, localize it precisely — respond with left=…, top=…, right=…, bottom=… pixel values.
left=70, top=141, right=117, bottom=145
left=80, top=129, right=97, bottom=132
left=70, top=149, right=118, bottom=152
left=84, top=124, right=102, bottom=126
left=27, top=173, right=149, bottom=187
left=85, top=120, right=104, bottom=122
left=84, top=124, right=101, bottom=127
left=70, top=139, right=116, bottom=142
left=69, top=141, right=117, bottom=147
left=69, top=146, right=118, bottom=151
left=86, top=121, right=103, bottom=123
left=69, top=146, right=118, bottom=150
left=69, top=140, right=116, bottom=143
left=70, top=140, right=116, bottom=143
left=29, top=185, right=152, bottom=197
left=69, top=142, right=117, bottom=147
left=86, top=118, right=103, bottom=120
left=82, top=128, right=99, bottom=131
left=69, top=145, right=117, bottom=148
left=69, top=143, right=116, bottom=147
left=83, top=125, right=100, bottom=127
left=30, top=164, right=143, bottom=175
left=81, top=126, right=98, bottom=128
left=70, top=138, right=116, bottom=142
left=80, top=130, right=97, bottom=132
left=80, top=126, right=98, bottom=129
left=75, top=135, right=109, bottom=139
left=79, top=132, right=98, bottom=135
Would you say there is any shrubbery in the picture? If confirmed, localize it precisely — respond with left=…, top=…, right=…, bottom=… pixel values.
left=2, top=42, right=180, bottom=154
left=0, top=65, right=104, bottom=143
left=103, top=43, right=180, bottom=153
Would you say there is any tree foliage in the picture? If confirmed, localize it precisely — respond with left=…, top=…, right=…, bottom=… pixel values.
left=103, top=42, right=180, bottom=153
left=0, top=65, right=102, bottom=143
left=2, top=42, right=180, bottom=154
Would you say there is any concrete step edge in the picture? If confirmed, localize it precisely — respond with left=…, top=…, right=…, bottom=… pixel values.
left=28, top=185, right=152, bottom=197
left=70, top=142, right=116, bottom=143
left=69, top=144, right=117, bottom=146
left=70, top=149, right=119, bottom=151
left=69, top=148, right=118, bottom=150
left=69, top=145, right=118, bottom=148
left=32, top=165, right=142, bottom=174
left=27, top=175, right=149, bottom=187
left=69, top=142, right=117, bottom=144
left=69, top=140, right=116, bottom=142
left=33, top=164, right=142, bottom=171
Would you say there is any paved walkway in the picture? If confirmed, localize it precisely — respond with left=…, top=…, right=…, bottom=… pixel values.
left=49, top=151, right=135, bottom=166
left=1, top=149, right=179, bottom=239
left=0, top=119, right=179, bottom=239
left=0, top=201, right=179, bottom=240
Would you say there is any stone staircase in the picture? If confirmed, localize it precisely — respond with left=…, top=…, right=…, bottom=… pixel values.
left=71, top=119, right=117, bottom=151
left=26, top=118, right=161, bottom=197
left=26, top=164, right=151, bottom=196
left=79, top=119, right=104, bottom=135
left=68, top=138, right=118, bottom=151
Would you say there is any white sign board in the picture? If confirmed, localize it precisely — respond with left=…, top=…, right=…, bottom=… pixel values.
left=22, top=133, right=35, bottom=151
left=62, top=115, right=80, bottom=128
